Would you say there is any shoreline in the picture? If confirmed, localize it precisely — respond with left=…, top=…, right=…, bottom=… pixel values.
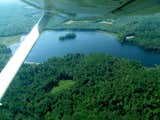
left=24, top=61, right=40, bottom=65
left=7, top=29, right=160, bottom=67
left=6, top=28, right=160, bottom=57
left=0, top=35, right=21, bottom=47
left=41, top=28, right=160, bottom=54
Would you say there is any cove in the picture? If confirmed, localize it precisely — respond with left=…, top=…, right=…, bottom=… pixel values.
left=10, top=31, right=160, bottom=67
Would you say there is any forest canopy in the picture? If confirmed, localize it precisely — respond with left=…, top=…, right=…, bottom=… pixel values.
left=0, top=44, right=11, bottom=71
left=1, top=54, right=160, bottom=120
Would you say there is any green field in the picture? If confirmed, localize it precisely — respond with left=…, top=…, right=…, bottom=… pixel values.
left=0, top=36, right=20, bottom=46
left=51, top=80, right=75, bottom=94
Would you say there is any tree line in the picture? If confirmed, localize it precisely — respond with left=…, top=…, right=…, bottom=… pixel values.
left=1, top=54, right=160, bottom=119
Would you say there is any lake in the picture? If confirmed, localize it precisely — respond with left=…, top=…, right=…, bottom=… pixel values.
left=10, top=31, right=160, bottom=67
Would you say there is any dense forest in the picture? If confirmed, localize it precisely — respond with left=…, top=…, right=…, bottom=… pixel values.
left=0, top=44, right=11, bottom=71
left=1, top=54, right=160, bottom=120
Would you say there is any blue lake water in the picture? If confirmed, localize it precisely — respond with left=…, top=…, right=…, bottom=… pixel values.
left=10, top=31, right=160, bottom=67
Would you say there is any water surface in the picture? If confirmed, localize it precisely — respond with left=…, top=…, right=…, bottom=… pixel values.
left=10, top=31, right=160, bottom=67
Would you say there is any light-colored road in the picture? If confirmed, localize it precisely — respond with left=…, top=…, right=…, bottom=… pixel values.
left=0, top=23, right=40, bottom=101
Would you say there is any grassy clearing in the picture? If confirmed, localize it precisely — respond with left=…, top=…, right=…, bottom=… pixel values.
left=51, top=80, right=76, bottom=94
left=0, top=36, right=20, bottom=46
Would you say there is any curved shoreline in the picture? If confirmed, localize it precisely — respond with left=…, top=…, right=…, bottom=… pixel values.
left=40, top=28, right=160, bottom=54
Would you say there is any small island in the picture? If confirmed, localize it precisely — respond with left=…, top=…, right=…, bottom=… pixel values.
left=59, top=32, right=76, bottom=41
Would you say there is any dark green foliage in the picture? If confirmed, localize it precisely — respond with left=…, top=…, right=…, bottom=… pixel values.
left=0, top=44, right=11, bottom=71
left=115, top=14, right=160, bottom=53
left=59, top=33, right=76, bottom=41
left=1, top=54, right=160, bottom=119
left=0, top=45, right=11, bottom=54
